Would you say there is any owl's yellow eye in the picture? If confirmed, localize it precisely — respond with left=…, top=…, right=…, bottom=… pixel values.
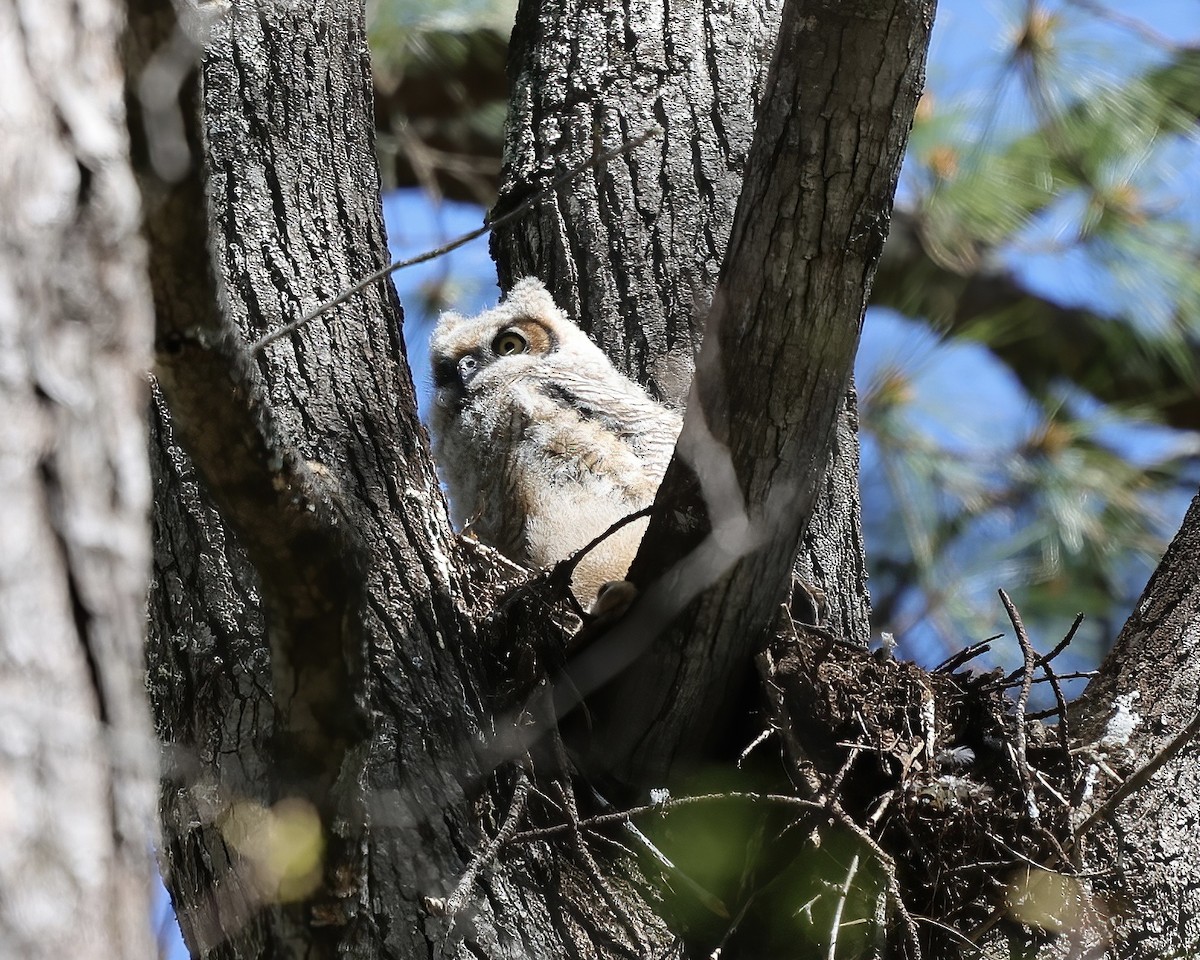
left=492, top=330, right=528, bottom=356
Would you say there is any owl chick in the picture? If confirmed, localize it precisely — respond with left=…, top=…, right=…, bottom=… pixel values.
left=429, top=278, right=682, bottom=608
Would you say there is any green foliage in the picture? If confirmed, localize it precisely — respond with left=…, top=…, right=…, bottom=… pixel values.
left=870, top=2, right=1200, bottom=660
left=367, top=0, right=514, bottom=90
left=643, top=785, right=886, bottom=957
left=368, top=0, right=513, bottom=202
left=862, top=355, right=1189, bottom=664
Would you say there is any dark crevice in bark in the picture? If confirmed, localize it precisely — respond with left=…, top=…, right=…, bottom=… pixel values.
left=37, top=455, right=114, bottom=729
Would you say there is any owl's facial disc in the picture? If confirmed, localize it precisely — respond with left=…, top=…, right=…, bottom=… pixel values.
left=432, top=317, right=559, bottom=411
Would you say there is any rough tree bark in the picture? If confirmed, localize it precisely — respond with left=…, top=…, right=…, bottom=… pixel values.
left=588, top=0, right=932, bottom=786
left=131, top=0, right=672, bottom=957
left=133, top=0, right=912, bottom=955
left=0, top=1, right=156, bottom=958
left=493, top=0, right=871, bottom=651
left=1047, top=493, right=1200, bottom=960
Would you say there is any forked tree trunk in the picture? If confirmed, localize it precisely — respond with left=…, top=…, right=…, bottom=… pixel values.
left=132, top=0, right=911, bottom=955
left=131, top=0, right=673, bottom=956
left=0, top=1, right=156, bottom=958
left=494, top=0, right=871, bottom=652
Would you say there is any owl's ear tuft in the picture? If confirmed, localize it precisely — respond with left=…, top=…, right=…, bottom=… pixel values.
left=434, top=311, right=464, bottom=334
left=504, top=277, right=561, bottom=316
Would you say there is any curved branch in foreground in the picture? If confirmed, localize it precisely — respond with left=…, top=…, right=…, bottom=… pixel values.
left=575, top=0, right=937, bottom=787
left=2, top=0, right=157, bottom=953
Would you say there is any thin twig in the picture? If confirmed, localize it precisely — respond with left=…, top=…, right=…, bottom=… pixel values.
left=583, top=787, right=733, bottom=920
left=822, top=740, right=864, bottom=805
left=551, top=735, right=650, bottom=954
left=738, top=728, right=774, bottom=768
left=709, top=890, right=760, bottom=960
left=986, top=670, right=1097, bottom=691
left=967, top=904, right=1003, bottom=944
left=511, top=790, right=823, bottom=843
left=945, top=858, right=1020, bottom=876
left=800, top=621, right=862, bottom=652
left=549, top=507, right=652, bottom=593
left=1034, top=769, right=1068, bottom=808
left=759, top=644, right=824, bottom=799
left=250, top=126, right=663, bottom=353
left=827, top=853, right=862, bottom=960
left=912, top=912, right=983, bottom=954
left=829, top=803, right=922, bottom=959
left=989, top=833, right=1109, bottom=881
left=1064, top=0, right=1178, bottom=48
left=934, top=635, right=1000, bottom=673
left=1042, top=612, right=1085, bottom=666
left=1001, top=612, right=1084, bottom=683
left=442, top=768, right=531, bottom=918
left=998, top=589, right=1040, bottom=824
left=865, top=788, right=898, bottom=829
left=1041, top=655, right=1078, bottom=832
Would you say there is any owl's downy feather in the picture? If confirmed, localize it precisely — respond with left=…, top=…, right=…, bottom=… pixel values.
left=429, top=278, right=682, bottom=606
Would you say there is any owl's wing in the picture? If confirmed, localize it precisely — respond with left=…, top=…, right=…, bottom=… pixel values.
left=536, top=367, right=682, bottom=468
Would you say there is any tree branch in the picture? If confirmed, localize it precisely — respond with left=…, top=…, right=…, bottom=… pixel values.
left=874, top=210, right=1200, bottom=431
left=581, top=0, right=937, bottom=786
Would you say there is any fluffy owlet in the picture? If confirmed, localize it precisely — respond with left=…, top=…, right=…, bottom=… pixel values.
left=429, top=278, right=682, bottom=608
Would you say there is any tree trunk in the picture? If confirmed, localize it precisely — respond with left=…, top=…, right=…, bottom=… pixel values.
left=492, top=0, right=929, bottom=787
left=133, top=1, right=675, bottom=956
left=0, top=1, right=156, bottom=958
left=494, top=0, right=871, bottom=649
left=1033, top=492, right=1200, bottom=960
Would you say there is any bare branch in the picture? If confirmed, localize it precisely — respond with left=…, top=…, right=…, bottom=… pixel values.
left=934, top=635, right=1001, bottom=673
left=829, top=803, right=922, bottom=960
left=998, top=589, right=1041, bottom=825
left=440, top=769, right=531, bottom=919
left=511, top=791, right=824, bottom=843
left=585, top=0, right=937, bottom=787
left=826, top=852, right=862, bottom=960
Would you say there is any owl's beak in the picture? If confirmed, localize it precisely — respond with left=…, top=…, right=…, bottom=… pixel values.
left=433, top=357, right=459, bottom=390
left=457, top=354, right=480, bottom=387
left=432, top=353, right=479, bottom=409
